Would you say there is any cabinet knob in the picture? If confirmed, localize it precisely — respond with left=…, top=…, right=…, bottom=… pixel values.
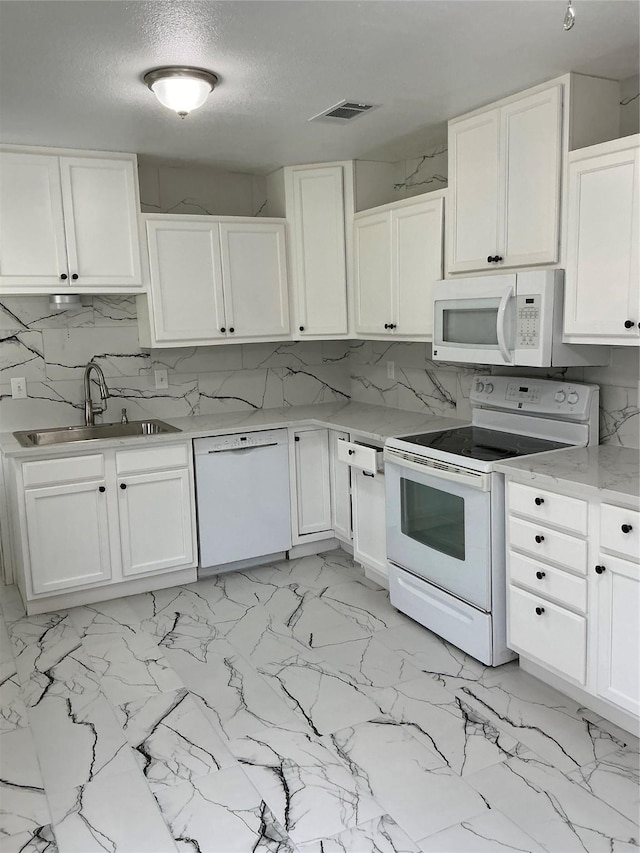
left=535, top=534, right=545, bottom=543
left=348, top=449, right=354, bottom=455
left=60, top=273, right=68, bottom=280
left=71, top=273, right=79, bottom=281
left=388, top=323, right=396, bottom=329
left=624, top=320, right=635, bottom=329
left=299, top=326, right=305, bottom=332
left=98, top=486, right=106, bottom=493
left=120, top=483, right=127, bottom=490
left=487, top=256, right=495, bottom=263
left=220, top=327, right=226, bottom=333
left=495, top=256, right=503, bottom=262
left=621, top=524, right=633, bottom=533
left=535, top=606, right=545, bottom=616
left=534, top=497, right=544, bottom=506
left=536, top=571, right=545, bottom=580
left=595, top=564, right=606, bottom=574
left=294, top=436, right=300, bottom=442
left=384, top=323, right=390, bottom=329
left=229, top=327, right=235, bottom=334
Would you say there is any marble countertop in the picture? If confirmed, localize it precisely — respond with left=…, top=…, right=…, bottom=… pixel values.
left=0, top=402, right=466, bottom=460
left=495, top=445, right=640, bottom=507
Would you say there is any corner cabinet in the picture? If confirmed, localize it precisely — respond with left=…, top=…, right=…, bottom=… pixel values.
left=138, top=215, right=290, bottom=347
left=8, top=441, right=197, bottom=614
left=353, top=193, right=444, bottom=338
left=0, top=148, right=143, bottom=293
left=563, top=135, right=640, bottom=346
left=505, top=477, right=639, bottom=733
left=446, top=74, right=620, bottom=275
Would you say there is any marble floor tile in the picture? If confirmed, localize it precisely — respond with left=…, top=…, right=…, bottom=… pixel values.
left=115, top=687, right=238, bottom=791
left=456, top=665, right=633, bottom=775
left=567, top=747, right=640, bottom=824
left=465, top=750, right=639, bottom=852
left=82, top=632, right=184, bottom=706
left=176, top=654, right=301, bottom=741
left=228, top=724, right=384, bottom=844
left=8, top=614, right=82, bottom=691
left=0, top=824, right=58, bottom=853
left=316, top=578, right=409, bottom=634
left=153, top=765, right=296, bottom=852
left=48, top=765, right=177, bottom=853
left=67, top=599, right=142, bottom=643
left=248, top=551, right=367, bottom=591
left=313, top=634, right=421, bottom=689
left=28, top=690, right=137, bottom=791
left=361, top=677, right=528, bottom=777
left=328, top=720, right=488, bottom=842
left=0, top=661, right=29, bottom=732
left=417, top=809, right=546, bottom=852
left=0, top=727, right=51, bottom=840
left=296, top=814, right=420, bottom=852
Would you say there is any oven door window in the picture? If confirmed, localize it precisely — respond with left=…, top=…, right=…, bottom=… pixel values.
left=401, top=479, right=465, bottom=561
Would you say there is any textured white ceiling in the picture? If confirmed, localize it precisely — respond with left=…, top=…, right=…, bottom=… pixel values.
left=0, top=1, right=638, bottom=174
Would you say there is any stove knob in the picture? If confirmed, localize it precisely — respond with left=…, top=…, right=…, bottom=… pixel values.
left=567, top=391, right=579, bottom=405
left=484, top=382, right=494, bottom=394
left=476, top=380, right=485, bottom=393
left=554, top=390, right=566, bottom=403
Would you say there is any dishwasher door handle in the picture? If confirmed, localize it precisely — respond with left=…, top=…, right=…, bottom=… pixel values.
left=207, top=443, right=280, bottom=454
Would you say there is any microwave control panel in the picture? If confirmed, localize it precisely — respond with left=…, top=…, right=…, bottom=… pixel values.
left=516, top=295, right=541, bottom=348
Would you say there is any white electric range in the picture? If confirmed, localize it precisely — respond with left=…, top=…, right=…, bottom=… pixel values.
left=384, top=375, right=599, bottom=666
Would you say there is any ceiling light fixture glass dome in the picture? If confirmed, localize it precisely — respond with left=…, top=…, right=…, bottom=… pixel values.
left=144, top=67, right=219, bottom=118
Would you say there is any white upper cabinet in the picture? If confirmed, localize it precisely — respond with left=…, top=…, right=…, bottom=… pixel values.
left=0, top=148, right=143, bottom=292
left=354, top=193, right=444, bottom=338
left=448, top=85, right=561, bottom=274
left=141, top=215, right=290, bottom=347
left=564, top=136, right=639, bottom=345
left=447, top=74, right=621, bottom=276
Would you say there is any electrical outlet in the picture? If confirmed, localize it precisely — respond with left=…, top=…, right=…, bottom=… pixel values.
left=11, top=377, right=27, bottom=399
left=387, top=361, right=395, bottom=380
left=154, top=369, right=169, bottom=390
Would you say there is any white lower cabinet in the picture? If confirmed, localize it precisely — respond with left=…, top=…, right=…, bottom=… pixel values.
left=290, top=428, right=332, bottom=543
left=329, top=430, right=351, bottom=544
left=506, top=479, right=640, bottom=730
left=13, top=442, right=196, bottom=611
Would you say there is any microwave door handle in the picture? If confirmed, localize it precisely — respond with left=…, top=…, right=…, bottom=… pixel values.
left=497, top=286, right=514, bottom=364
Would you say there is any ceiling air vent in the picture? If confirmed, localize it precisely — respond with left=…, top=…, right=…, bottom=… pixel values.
left=309, top=100, right=379, bottom=123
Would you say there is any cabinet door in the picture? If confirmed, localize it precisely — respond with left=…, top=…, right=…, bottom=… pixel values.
left=353, top=468, right=387, bottom=579
left=353, top=211, right=393, bottom=335
left=118, top=468, right=194, bottom=577
left=595, top=554, right=640, bottom=716
left=564, top=145, right=639, bottom=342
left=289, top=166, right=349, bottom=336
left=500, top=85, right=562, bottom=267
left=447, top=109, right=501, bottom=273
left=329, top=431, right=351, bottom=543
left=24, top=480, right=111, bottom=594
left=0, top=152, right=68, bottom=287
left=219, top=221, right=290, bottom=339
left=146, top=219, right=226, bottom=344
left=59, top=157, right=142, bottom=287
left=393, top=197, right=444, bottom=337
left=293, top=429, right=332, bottom=538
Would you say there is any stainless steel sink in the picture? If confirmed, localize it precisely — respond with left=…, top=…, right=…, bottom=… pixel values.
left=13, top=420, right=181, bottom=447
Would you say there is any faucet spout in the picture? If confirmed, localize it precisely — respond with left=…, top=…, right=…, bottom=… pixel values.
left=83, top=363, right=110, bottom=426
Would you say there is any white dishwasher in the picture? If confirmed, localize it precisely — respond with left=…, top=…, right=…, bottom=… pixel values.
left=194, top=429, right=292, bottom=574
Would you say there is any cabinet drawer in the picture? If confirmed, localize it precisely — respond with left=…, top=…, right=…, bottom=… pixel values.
left=336, top=439, right=382, bottom=473
left=600, top=504, right=640, bottom=562
left=508, top=481, right=587, bottom=534
left=509, top=551, right=587, bottom=612
left=508, top=586, right=586, bottom=683
left=23, top=454, right=105, bottom=488
left=509, top=517, right=587, bottom=573
left=115, top=443, right=190, bottom=475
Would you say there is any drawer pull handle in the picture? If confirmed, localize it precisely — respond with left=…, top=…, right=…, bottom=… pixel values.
left=536, top=571, right=545, bottom=580
left=621, top=524, right=633, bottom=534
left=348, top=449, right=354, bottom=455
left=534, top=497, right=544, bottom=506
left=535, top=535, right=545, bottom=543
left=595, top=564, right=606, bottom=574
left=535, top=606, right=545, bottom=616
left=363, top=471, right=375, bottom=478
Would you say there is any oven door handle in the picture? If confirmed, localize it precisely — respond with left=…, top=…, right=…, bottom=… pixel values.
left=496, top=286, right=514, bottom=364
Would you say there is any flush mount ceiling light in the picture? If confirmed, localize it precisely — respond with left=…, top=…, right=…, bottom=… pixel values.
left=143, top=66, right=219, bottom=118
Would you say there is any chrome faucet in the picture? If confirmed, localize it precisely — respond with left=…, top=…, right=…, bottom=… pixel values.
left=83, top=363, right=109, bottom=426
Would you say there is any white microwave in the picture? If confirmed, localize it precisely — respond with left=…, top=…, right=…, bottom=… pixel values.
left=432, top=270, right=609, bottom=367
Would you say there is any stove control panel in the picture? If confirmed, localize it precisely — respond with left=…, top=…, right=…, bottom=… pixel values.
left=471, top=376, right=597, bottom=420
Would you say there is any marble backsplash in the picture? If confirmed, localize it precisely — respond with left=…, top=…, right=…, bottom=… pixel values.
left=0, top=297, right=637, bottom=447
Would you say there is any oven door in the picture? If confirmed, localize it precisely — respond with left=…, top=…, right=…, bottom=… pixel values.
left=385, top=457, right=492, bottom=611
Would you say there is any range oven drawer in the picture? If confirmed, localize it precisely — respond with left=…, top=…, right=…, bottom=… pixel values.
left=337, top=438, right=382, bottom=473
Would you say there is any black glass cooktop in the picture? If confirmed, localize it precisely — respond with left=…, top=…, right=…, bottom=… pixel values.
left=400, top=426, right=570, bottom=463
